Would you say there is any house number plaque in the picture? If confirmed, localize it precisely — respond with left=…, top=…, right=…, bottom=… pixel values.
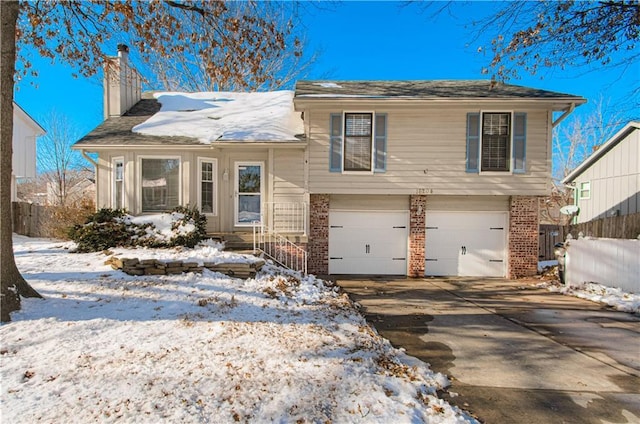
left=416, top=188, right=433, bottom=195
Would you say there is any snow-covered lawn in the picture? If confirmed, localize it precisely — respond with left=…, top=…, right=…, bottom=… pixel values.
left=1, top=235, right=475, bottom=423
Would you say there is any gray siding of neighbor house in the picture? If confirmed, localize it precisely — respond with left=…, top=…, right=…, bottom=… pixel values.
left=303, top=104, right=553, bottom=196
left=574, top=129, right=640, bottom=223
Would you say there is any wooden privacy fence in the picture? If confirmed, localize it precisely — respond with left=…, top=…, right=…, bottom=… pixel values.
left=568, top=213, right=640, bottom=240
left=11, top=202, right=50, bottom=237
left=539, top=225, right=565, bottom=261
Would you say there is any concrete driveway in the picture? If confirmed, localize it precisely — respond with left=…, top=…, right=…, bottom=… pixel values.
left=336, top=277, right=640, bottom=423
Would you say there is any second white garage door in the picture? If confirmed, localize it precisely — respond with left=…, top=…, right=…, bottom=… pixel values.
left=425, top=212, right=507, bottom=277
left=329, top=211, right=408, bottom=275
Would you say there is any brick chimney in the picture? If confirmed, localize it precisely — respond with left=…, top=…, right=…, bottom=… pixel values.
left=103, top=44, right=142, bottom=119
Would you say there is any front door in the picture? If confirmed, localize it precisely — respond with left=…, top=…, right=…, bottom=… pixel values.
left=235, top=162, right=264, bottom=226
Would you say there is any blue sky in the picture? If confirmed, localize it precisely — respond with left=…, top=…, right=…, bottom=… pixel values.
left=14, top=1, right=639, bottom=142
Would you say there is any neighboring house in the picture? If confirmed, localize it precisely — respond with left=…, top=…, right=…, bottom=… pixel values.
left=562, top=121, right=639, bottom=224
left=12, top=103, right=45, bottom=201
left=73, top=46, right=586, bottom=279
left=46, top=177, right=96, bottom=206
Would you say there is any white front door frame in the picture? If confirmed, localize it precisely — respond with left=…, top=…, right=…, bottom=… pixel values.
left=234, top=161, right=264, bottom=227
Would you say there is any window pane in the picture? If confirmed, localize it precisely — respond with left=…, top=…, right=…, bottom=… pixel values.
left=114, top=160, right=124, bottom=209
left=238, top=194, right=261, bottom=223
left=201, top=181, right=213, bottom=213
left=142, top=158, right=180, bottom=212
left=344, top=113, right=372, bottom=171
left=115, top=181, right=123, bottom=210
left=201, top=162, right=213, bottom=182
left=238, top=166, right=260, bottom=193
left=115, top=161, right=123, bottom=181
left=200, top=161, right=215, bottom=214
left=481, top=113, right=510, bottom=172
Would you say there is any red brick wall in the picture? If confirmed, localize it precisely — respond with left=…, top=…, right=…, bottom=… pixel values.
left=308, top=194, right=329, bottom=275
left=508, top=196, right=540, bottom=278
left=409, top=195, right=427, bottom=277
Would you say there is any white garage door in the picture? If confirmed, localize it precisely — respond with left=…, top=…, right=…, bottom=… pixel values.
left=329, top=211, right=408, bottom=275
left=425, top=212, right=507, bottom=277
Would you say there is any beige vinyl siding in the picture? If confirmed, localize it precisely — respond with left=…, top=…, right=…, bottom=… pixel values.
left=273, top=149, right=305, bottom=202
left=330, top=194, right=409, bottom=211
left=306, top=105, right=551, bottom=196
left=574, top=129, right=640, bottom=223
left=426, top=195, right=509, bottom=211
left=94, top=146, right=308, bottom=233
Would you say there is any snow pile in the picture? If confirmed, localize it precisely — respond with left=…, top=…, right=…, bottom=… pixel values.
left=128, top=211, right=196, bottom=241
left=546, top=281, right=640, bottom=314
left=132, top=91, right=304, bottom=143
left=2, top=235, right=475, bottom=423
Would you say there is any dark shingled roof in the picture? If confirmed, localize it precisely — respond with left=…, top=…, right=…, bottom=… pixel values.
left=74, top=97, right=201, bottom=147
left=75, top=81, right=585, bottom=148
left=295, top=80, right=585, bottom=100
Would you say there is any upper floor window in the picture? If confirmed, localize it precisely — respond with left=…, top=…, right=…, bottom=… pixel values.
left=344, top=113, right=373, bottom=171
left=579, top=181, right=591, bottom=199
left=329, top=112, right=387, bottom=173
left=141, top=157, right=180, bottom=212
left=482, top=113, right=511, bottom=172
left=466, top=112, right=527, bottom=174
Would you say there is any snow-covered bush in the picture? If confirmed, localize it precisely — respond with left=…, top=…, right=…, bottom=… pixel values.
left=68, top=206, right=206, bottom=252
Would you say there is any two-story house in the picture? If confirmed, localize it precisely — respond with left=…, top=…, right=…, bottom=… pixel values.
left=12, top=103, right=45, bottom=201
left=73, top=46, right=585, bottom=279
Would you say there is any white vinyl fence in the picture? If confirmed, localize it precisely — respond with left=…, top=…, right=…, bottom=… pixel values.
left=565, top=237, right=640, bottom=294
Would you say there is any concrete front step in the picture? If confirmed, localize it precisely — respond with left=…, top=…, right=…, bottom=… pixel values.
left=208, top=232, right=254, bottom=251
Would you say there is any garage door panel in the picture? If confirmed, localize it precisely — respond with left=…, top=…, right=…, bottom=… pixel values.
left=329, top=211, right=408, bottom=275
left=426, top=212, right=507, bottom=277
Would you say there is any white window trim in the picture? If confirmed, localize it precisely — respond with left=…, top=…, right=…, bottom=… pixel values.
left=234, top=161, right=264, bottom=227
left=137, top=155, right=182, bottom=214
left=478, top=110, right=514, bottom=174
left=579, top=181, right=591, bottom=199
left=112, top=156, right=124, bottom=210
left=342, top=111, right=377, bottom=174
left=197, top=157, right=218, bottom=216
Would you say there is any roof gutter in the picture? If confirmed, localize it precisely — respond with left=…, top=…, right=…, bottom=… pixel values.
left=80, top=149, right=98, bottom=168
left=552, top=103, right=576, bottom=129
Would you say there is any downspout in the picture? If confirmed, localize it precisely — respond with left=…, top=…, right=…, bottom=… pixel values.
left=81, top=150, right=99, bottom=209
left=552, top=103, right=576, bottom=129
left=81, top=149, right=98, bottom=168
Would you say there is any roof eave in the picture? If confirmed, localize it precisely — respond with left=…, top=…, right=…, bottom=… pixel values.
left=294, top=96, right=587, bottom=110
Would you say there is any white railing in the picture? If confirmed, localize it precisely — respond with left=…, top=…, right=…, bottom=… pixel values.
left=262, top=202, right=306, bottom=235
left=253, top=221, right=308, bottom=274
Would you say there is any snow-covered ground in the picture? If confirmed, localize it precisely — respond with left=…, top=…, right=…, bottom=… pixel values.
left=538, top=261, right=640, bottom=314
left=1, top=235, right=475, bottom=423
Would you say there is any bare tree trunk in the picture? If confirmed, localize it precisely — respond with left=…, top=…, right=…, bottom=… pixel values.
left=1, top=1, right=42, bottom=322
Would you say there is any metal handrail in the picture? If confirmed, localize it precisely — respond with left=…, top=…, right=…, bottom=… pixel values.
left=253, top=220, right=307, bottom=274
left=262, top=201, right=306, bottom=235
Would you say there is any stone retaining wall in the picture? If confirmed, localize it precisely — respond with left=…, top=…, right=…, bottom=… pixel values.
left=105, top=256, right=265, bottom=279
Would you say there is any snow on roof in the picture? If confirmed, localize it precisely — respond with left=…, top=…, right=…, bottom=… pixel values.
left=132, top=91, right=303, bottom=144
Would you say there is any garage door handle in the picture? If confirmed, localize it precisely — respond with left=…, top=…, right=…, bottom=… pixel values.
left=425, top=258, right=438, bottom=261
left=426, top=226, right=438, bottom=229
left=330, top=257, right=343, bottom=260
left=365, top=244, right=370, bottom=254
left=461, top=246, right=466, bottom=255
left=330, top=225, right=343, bottom=228
left=490, top=227, right=504, bottom=230
left=393, top=226, right=406, bottom=229
left=392, top=258, right=406, bottom=261
left=489, top=260, right=503, bottom=263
